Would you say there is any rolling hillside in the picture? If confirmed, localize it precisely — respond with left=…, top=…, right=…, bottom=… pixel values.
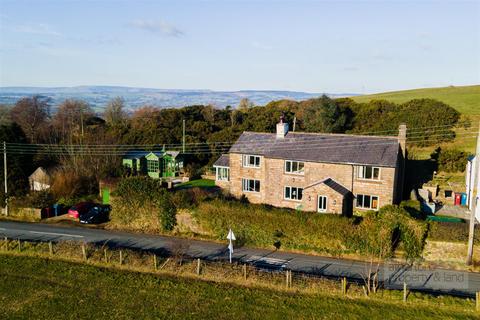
left=352, top=85, right=480, bottom=115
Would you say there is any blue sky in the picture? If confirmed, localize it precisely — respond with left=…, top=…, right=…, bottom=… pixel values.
left=0, top=0, right=478, bottom=93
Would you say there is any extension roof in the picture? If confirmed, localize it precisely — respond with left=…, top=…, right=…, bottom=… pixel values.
left=213, top=154, right=230, bottom=167
left=229, top=132, right=400, bottom=167
left=305, top=178, right=351, bottom=196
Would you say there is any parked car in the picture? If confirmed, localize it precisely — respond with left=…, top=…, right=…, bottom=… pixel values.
left=67, top=202, right=96, bottom=219
left=79, top=205, right=111, bottom=224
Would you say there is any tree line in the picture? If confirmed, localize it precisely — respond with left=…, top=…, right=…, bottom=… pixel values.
left=0, top=94, right=461, bottom=202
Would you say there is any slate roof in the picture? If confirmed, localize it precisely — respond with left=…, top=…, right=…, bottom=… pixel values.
left=229, top=132, right=400, bottom=167
left=213, top=154, right=230, bottom=167
left=304, top=178, right=351, bottom=196
left=324, top=178, right=351, bottom=196
left=123, top=150, right=163, bottom=159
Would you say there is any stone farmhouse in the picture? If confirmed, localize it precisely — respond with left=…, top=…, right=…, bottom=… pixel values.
left=213, top=117, right=406, bottom=216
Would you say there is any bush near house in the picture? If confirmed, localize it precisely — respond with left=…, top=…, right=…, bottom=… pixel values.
left=434, top=148, right=470, bottom=173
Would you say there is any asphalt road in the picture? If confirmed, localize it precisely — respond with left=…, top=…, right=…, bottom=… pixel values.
left=0, top=220, right=479, bottom=297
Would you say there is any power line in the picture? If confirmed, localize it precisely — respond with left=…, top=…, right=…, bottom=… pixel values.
left=5, top=126, right=473, bottom=152
left=4, top=134, right=477, bottom=156
left=5, top=123, right=469, bottom=149
left=4, top=128, right=475, bottom=152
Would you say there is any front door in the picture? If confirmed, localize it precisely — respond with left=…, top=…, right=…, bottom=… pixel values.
left=318, top=195, right=327, bottom=213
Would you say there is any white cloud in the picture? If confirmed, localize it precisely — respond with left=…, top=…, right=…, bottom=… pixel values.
left=14, top=23, right=61, bottom=36
left=251, top=41, right=272, bottom=50
left=129, top=19, right=184, bottom=37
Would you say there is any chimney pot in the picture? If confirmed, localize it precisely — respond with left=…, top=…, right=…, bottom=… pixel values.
left=277, top=121, right=289, bottom=138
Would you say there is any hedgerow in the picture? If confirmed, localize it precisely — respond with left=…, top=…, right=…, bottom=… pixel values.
left=193, top=199, right=427, bottom=260
left=110, top=176, right=176, bottom=233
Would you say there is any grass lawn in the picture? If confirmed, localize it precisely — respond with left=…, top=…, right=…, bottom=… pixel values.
left=0, top=254, right=476, bottom=320
left=351, top=85, right=480, bottom=115
left=176, top=178, right=216, bottom=189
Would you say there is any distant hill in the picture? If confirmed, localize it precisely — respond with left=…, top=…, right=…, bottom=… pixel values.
left=351, top=85, right=480, bottom=115
left=0, top=86, right=355, bottom=111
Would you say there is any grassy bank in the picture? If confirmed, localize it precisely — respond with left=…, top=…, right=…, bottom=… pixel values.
left=351, top=85, right=480, bottom=115
left=0, top=254, right=476, bottom=319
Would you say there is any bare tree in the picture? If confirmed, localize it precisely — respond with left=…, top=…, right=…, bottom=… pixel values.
left=237, top=98, right=253, bottom=111
left=10, top=96, right=50, bottom=142
left=52, top=99, right=94, bottom=143
left=104, top=97, right=127, bottom=126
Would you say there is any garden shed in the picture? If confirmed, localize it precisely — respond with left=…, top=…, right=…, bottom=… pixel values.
left=122, top=150, right=183, bottom=179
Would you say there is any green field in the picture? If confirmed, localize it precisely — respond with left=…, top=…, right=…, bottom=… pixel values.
left=0, top=254, right=476, bottom=319
left=352, top=85, right=480, bottom=115
left=176, top=178, right=216, bottom=189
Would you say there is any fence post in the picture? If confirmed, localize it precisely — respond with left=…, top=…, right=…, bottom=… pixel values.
left=243, top=263, right=247, bottom=280
left=17, top=239, right=21, bottom=252
left=342, top=277, right=347, bottom=295
left=196, top=258, right=201, bottom=275
left=119, top=250, right=123, bottom=265
left=153, top=254, right=158, bottom=271
left=3, top=236, right=7, bottom=251
left=286, top=270, right=289, bottom=288
left=476, top=292, right=479, bottom=311
left=49, top=241, right=53, bottom=255
left=403, top=282, right=407, bottom=303
left=104, top=248, right=108, bottom=263
left=81, top=243, right=87, bottom=261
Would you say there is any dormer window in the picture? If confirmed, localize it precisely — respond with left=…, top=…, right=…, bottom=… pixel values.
left=242, top=155, right=261, bottom=168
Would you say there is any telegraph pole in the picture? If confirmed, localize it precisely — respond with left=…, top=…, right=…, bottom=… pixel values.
left=466, top=123, right=480, bottom=265
left=3, top=141, right=7, bottom=216
left=182, top=119, right=186, bottom=154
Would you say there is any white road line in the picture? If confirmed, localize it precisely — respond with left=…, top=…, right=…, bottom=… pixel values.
left=247, top=255, right=288, bottom=265
left=29, top=231, right=84, bottom=238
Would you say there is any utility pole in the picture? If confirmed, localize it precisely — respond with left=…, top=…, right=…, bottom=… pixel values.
left=293, top=116, right=297, bottom=132
left=80, top=109, right=84, bottom=137
left=182, top=119, right=186, bottom=154
left=467, top=123, right=480, bottom=265
left=3, top=141, right=7, bottom=216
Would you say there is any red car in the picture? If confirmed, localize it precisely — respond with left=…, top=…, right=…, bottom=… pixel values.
left=67, top=202, right=96, bottom=219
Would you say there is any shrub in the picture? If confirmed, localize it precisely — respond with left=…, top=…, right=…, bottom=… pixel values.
left=51, top=169, right=97, bottom=199
left=21, top=190, right=56, bottom=208
left=435, top=148, right=470, bottom=172
left=157, top=192, right=177, bottom=231
left=115, top=176, right=164, bottom=205
left=171, top=189, right=194, bottom=209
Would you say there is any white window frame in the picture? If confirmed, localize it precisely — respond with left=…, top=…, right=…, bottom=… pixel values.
left=284, top=186, right=303, bottom=201
left=318, top=195, right=328, bottom=213
left=357, top=165, right=381, bottom=180
left=242, top=178, right=260, bottom=193
left=284, top=160, right=305, bottom=175
left=215, top=167, right=229, bottom=181
left=147, top=159, right=159, bottom=173
left=242, top=155, right=261, bottom=168
left=356, top=194, right=379, bottom=210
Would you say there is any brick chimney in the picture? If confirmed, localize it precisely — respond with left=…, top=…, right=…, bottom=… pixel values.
left=276, top=113, right=289, bottom=139
left=398, top=123, right=407, bottom=158
left=397, top=123, right=407, bottom=203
